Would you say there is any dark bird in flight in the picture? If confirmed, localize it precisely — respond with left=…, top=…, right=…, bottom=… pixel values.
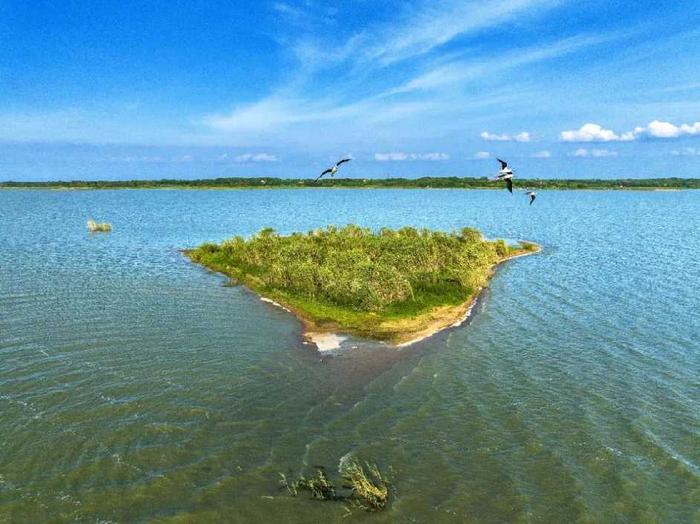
left=525, top=191, right=536, bottom=205
left=315, top=158, right=351, bottom=182
left=494, top=158, right=514, bottom=193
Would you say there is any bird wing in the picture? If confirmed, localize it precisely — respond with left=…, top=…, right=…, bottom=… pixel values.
left=315, top=170, right=331, bottom=182
left=336, top=158, right=351, bottom=166
left=497, top=158, right=508, bottom=169
left=506, top=178, right=513, bottom=193
left=530, top=193, right=536, bottom=204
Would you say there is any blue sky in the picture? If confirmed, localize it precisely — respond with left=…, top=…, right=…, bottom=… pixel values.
left=2, top=0, right=700, bottom=180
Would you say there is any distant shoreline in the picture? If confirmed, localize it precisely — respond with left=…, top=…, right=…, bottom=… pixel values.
left=1, top=176, right=698, bottom=191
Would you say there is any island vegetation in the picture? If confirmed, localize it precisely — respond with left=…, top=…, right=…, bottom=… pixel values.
left=1, top=176, right=698, bottom=191
left=186, top=225, right=539, bottom=345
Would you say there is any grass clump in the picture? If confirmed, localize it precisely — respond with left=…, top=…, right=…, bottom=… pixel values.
left=342, top=461, right=389, bottom=511
left=187, top=225, right=538, bottom=342
left=280, top=468, right=336, bottom=500
left=87, top=219, right=112, bottom=232
left=280, top=460, right=390, bottom=512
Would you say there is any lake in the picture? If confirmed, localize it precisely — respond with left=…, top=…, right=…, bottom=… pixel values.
left=1, top=188, right=698, bottom=522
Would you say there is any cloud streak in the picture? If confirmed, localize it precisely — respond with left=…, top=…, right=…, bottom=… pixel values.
left=374, top=152, right=449, bottom=161
left=572, top=148, right=618, bottom=157
left=481, top=131, right=531, bottom=142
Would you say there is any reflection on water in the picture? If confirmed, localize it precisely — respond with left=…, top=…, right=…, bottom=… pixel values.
left=1, top=189, right=698, bottom=522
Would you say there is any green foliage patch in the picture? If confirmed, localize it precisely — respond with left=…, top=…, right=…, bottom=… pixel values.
left=186, top=225, right=535, bottom=341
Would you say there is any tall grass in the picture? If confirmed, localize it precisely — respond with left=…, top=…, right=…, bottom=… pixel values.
left=188, top=225, right=518, bottom=315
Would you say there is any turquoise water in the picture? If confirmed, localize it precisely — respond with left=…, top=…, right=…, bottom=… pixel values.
left=1, top=189, right=698, bottom=522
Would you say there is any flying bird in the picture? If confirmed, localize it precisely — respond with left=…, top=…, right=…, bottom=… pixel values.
left=497, top=158, right=513, bottom=176
left=525, top=191, right=536, bottom=205
left=315, top=158, right=351, bottom=182
left=494, top=158, right=514, bottom=193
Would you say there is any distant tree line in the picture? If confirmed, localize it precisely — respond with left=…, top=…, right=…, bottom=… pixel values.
left=1, top=176, right=698, bottom=190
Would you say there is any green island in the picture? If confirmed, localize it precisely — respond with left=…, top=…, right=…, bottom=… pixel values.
left=1, top=176, right=698, bottom=190
left=186, top=225, right=539, bottom=346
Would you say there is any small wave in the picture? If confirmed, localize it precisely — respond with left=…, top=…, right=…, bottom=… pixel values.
left=338, top=450, right=355, bottom=473
left=259, top=297, right=291, bottom=313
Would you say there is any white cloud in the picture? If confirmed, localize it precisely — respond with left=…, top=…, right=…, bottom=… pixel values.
left=473, top=151, right=491, bottom=159
left=561, top=123, right=634, bottom=142
left=234, top=152, right=278, bottom=163
left=634, top=120, right=700, bottom=138
left=374, top=152, right=449, bottom=161
left=571, top=148, right=618, bottom=157
left=562, top=120, right=700, bottom=143
left=531, top=150, right=551, bottom=158
left=481, top=131, right=531, bottom=142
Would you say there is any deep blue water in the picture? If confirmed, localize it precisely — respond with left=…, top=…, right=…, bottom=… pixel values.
left=1, top=189, right=698, bottom=522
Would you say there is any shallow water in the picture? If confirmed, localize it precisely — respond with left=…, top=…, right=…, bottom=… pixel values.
left=1, top=188, right=698, bottom=522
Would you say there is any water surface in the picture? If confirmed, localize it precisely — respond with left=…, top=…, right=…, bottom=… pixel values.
left=1, top=189, right=698, bottom=522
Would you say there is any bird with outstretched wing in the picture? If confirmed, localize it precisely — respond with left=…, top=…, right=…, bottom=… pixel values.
left=315, top=158, right=352, bottom=183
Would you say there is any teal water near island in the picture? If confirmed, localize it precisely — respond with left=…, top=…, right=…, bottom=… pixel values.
left=1, top=188, right=698, bottom=522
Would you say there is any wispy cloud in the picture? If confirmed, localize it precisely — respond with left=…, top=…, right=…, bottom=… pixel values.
left=472, top=151, right=491, bottom=159
left=363, top=0, right=560, bottom=66
left=481, top=131, right=531, bottom=142
left=233, top=152, right=279, bottom=163
left=531, top=150, right=552, bottom=158
left=571, top=148, right=618, bottom=157
left=374, top=152, right=449, bottom=161
left=202, top=1, right=603, bottom=139
left=387, top=33, right=616, bottom=96
left=671, top=147, right=700, bottom=156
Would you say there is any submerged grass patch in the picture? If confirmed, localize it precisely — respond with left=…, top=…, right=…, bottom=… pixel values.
left=87, top=219, right=112, bottom=232
left=186, top=225, right=538, bottom=343
left=280, top=460, right=390, bottom=512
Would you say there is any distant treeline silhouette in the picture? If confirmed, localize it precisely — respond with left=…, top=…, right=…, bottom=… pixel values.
left=1, top=176, right=698, bottom=190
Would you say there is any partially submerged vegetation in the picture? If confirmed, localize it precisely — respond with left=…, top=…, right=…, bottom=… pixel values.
left=186, top=225, right=539, bottom=344
left=280, top=460, right=390, bottom=512
left=87, top=219, right=112, bottom=232
left=2, top=176, right=698, bottom=190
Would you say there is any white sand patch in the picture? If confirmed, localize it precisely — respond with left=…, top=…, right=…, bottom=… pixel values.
left=306, top=332, right=347, bottom=352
